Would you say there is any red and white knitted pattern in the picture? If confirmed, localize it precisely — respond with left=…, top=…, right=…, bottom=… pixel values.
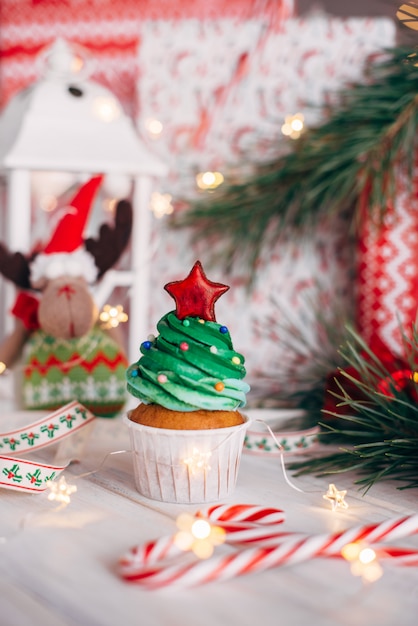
left=0, top=0, right=293, bottom=115
left=357, top=180, right=418, bottom=354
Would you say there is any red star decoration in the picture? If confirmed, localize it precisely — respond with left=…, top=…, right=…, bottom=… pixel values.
left=164, top=261, right=229, bottom=321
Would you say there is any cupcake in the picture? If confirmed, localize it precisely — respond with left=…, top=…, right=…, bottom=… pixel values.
left=125, top=261, right=250, bottom=503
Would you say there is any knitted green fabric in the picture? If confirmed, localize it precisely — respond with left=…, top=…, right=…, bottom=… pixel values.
left=22, top=327, right=128, bottom=417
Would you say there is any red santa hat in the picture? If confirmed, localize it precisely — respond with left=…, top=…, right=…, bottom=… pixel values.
left=30, top=175, right=103, bottom=288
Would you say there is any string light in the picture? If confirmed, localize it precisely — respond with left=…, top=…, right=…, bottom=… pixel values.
left=45, top=40, right=85, bottom=79
left=281, top=113, right=305, bottom=139
left=46, top=475, right=77, bottom=507
left=323, top=483, right=349, bottom=511
left=39, top=194, right=58, bottom=212
left=196, top=171, right=224, bottom=190
left=183, top=448, right=212, bottom=474
left=92, top=96, right=121, bottom=122
left=145, top=118, right=164, bottom=137
left=71, top=54, right=84, bottom=74
left=103, top=198, right=118, bottom=214
left=150, top=192, right=174, bottom=218
left=341, top=542, right=383, bottom=583
left=174, top=513, right=226, bottom=559
left=99, top=304, right=128, bottom=329
left=32, top=171, right=75, bottom=210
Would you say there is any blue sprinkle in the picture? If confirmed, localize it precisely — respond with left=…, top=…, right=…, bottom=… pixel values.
left=141, top=341, right=152, bottom=350
left=219, top=326, right=228, bottom=334
left=130, top=369, right=139, bottom=377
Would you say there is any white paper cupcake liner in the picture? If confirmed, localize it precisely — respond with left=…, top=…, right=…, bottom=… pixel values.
left=124, top=413, right=249, bottom=504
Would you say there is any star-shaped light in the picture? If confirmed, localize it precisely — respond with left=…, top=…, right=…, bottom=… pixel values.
left=164, top=261, right=229, bottom=321
left=183, top=447, right=212, bottom=474
left=46, top=475, right=77, bottom=506
left=341, top=542, right=383, bottom=583
left=174, top=513, right=226, bottom=559
left=281, top=112, right=305, bottom=139
left=99, top=304, right=128, bottom=329
left=323, top=483, right=348, bottom=511
left=150, top=192, right=174, bottom=219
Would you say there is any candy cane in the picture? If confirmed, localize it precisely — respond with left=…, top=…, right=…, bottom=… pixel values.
left=378, top=547, right=418, bottom=566
left=200, top=504, right=291, bottom=546
left=203, top=503, right=286, bottom=525
left=119, top=507, right=418, bottom=589
left=120, top=505, right=289, bottom=575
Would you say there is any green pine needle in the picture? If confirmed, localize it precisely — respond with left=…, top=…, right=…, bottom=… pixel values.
left=290, top=325, right=418, bottom=491
left=172, top=46, right=418, bottom=270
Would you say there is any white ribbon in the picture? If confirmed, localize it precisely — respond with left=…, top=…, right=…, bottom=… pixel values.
left=0, top=401, right=95, bottom=493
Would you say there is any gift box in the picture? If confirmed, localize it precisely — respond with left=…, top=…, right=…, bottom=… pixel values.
left=357, top=177, right=418, bottom=355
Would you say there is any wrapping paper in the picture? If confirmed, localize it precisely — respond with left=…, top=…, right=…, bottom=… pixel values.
left=0, top=0, right=293, bottom=114
left=357, top=178, right=418, bottom=354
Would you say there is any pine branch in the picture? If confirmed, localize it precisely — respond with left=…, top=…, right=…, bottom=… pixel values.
left=252, top=286, right=352, bottom=415
left=290, top=325, right=418, bottom=491
left=172, top=46, right=418, bottom=269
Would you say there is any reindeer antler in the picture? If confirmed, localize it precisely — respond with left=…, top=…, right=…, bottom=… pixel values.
left=0, top=243, right=33, bottom=289
left=84, top=199, right=133, bottom=279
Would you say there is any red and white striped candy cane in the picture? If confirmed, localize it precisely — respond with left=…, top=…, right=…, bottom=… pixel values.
left=378, top=547, right=418, bottom=566
left=203, top=503, right=285, bottom=525
left=119, top=507, right=418, bottom=589
left=120, top=504, right=289, bottom=576
left=200, top=503, right=290, bottom=546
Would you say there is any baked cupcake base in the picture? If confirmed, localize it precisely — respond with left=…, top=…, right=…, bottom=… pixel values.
left=129, top=403, right=245, bottom=430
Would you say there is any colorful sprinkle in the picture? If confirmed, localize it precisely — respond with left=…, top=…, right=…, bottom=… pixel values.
left=182, top=319, right=190, bottom=327
left=141, top=341, right=152, bottom=350
left=157, top=374, right=168, bottom=383
left=198, top=319, right=205, bottom=324
left=232, top=356, right=241, bottom=365
left=214, top=382, right=225, bottom=392
left=130, top=369, right=139, bottom=377
left=180, top=342, right=189, bottom=351
left=210, top=346, right=218, bottom=354
left=219, top=326, right=228, bottom=334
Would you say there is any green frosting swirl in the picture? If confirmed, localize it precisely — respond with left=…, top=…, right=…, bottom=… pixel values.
left=126, top=311, right=250, bottom=411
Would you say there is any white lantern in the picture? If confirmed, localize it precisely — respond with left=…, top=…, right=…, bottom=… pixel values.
left=0, top=39, right=167, bottom=363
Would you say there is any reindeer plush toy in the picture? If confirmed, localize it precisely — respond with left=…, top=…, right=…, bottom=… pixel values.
left=0, top=175, right=132, bottom=417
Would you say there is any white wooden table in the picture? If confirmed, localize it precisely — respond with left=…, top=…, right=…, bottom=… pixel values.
left=1, top=389, right=418, bottom=626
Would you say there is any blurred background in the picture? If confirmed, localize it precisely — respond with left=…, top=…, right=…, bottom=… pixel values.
left=0, top=0, right=415, bottom=409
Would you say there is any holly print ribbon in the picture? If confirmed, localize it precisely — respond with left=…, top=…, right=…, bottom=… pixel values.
left=0, top=401, right=95, bottom=492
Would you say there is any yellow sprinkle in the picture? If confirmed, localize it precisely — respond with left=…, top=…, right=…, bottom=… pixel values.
left=232, top=356, right=241, bottom=365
